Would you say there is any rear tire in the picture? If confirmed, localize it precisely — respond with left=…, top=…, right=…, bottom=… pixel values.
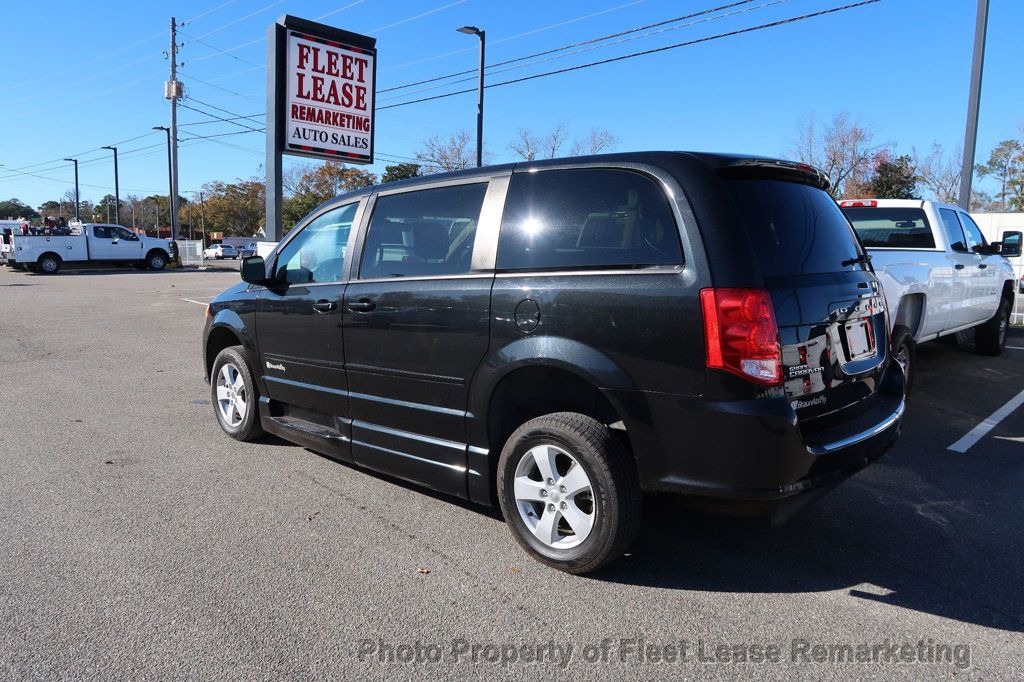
left=975, top=297, right=1010, bottom=356
left=38, top=255, right=60, bottom=274
left=497, top=412, right=641, bottom=574
left=211, top=346, right=264, bottom=441
left=890, top=325, right=916, bottom=394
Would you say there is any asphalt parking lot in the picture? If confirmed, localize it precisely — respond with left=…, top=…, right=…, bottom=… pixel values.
left=1, top=265, right=1022, bottom=679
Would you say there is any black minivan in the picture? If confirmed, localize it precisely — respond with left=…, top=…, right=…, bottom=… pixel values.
left=203, top=152, right=904, bottom=573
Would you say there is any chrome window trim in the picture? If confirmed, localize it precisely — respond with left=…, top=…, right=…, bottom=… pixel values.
left=495, top=267, right=683, bottom=278
left=352, top=273, right=494, bottom=285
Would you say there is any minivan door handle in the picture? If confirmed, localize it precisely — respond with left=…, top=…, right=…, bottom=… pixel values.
left=347, top=299, right=376, bottom=312
left=954, top=263, right=965, bottom=270
left=978, top=263, right=988, bottom=269
left=312, top=300, right=337, bottom=313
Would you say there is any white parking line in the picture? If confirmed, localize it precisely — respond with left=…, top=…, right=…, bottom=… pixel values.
left=948, top=387, right=1024, bottom=453
left=1006, top=346, right=1024, bottom=351
left=180, top=298, right=209, bottom=306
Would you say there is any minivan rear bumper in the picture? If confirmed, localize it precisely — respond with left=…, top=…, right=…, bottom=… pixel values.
left=608, top=361, right=904, bottom=504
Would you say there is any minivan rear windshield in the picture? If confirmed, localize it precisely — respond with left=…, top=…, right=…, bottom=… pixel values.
left=726, top=179, right=867, bottom=277
left=842, top=207, right=936, bottom=249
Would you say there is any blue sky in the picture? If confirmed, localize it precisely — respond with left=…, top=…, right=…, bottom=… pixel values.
left=1, top=0, right=1021, bottom=210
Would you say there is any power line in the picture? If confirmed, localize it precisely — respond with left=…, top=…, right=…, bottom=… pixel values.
left=380, top=0, right=882, bottom=110
left=179, top=30, right=260, bottom=67
left=366, top=0, right=466, bottom=33
left=378, top=0, right=647, bottom=75
left=183, top=73, right=263, bottom=102
left=379, top=0, right=787, bottom=103
left=182, top=0, right=242, bottom=25
left=179, top=114, right=266, bottom=128
left=380, top=0, right=759, bottom=94
left=185, top=98, right=267, bottom=126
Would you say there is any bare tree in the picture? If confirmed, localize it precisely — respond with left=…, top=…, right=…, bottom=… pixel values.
left=570, top=129, right=618, bottom=156
left=509, top=129, right=541, bottom=161
left=913, top=143, right=962, bottom=203
left=790, top=112, right=881, bottom=198
left=416, top=131, right=475, bottom=172
left=509, top=123, right=571, bottom=161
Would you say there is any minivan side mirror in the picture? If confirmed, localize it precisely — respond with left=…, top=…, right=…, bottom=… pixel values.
left=240, top=256, right=268, bottom=285
left=1000, top=231, right=1022, bottom=258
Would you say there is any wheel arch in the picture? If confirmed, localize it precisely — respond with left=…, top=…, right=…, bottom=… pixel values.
left=892, top=292, right=926, bottom=339
left=466, top=337, right=638, bottom=505
left=37, top=251, right=62, bottom=264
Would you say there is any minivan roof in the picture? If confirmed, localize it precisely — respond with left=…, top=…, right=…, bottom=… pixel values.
left=321, top=151, right=829, bottom=207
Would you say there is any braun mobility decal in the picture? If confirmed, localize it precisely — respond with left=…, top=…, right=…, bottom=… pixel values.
left=791, top=395, right=827, bottom=410
left=266, top=362, right=286, bottom=371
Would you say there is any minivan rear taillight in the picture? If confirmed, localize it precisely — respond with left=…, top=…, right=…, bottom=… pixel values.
left=700, top=288, right=782, bottom=386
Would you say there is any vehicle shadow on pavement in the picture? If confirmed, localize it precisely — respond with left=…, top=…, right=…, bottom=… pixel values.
left=591, top=483, right=1024, bottom=632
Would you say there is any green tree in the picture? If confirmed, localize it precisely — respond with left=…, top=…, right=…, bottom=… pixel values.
left=197, top=179, right=265, bottom=237
left=976, top=139, right=1024, bottom=211
left=381, top=163, right=421, bottom=183
left=282, top=162, right=375, bottom=231
left=0, top=198, right=40, bottom=221
left=868, top=155, right=918, bottom=199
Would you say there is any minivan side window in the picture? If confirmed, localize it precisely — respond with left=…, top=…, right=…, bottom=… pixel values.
left=958, top=212, right=987, bottom=251
left=496, top=169, right=683, bottom=271
left=359, top=183, right=488, bottom=279
left=938, top=209, right=968, bottom=253
left=274, top=202, right=357, bottom=284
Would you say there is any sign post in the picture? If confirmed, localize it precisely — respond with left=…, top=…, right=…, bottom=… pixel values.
left=266, top=15, right=377, bottom=241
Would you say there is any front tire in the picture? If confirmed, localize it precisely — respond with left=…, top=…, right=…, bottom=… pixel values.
left=147, top=251, right=167, bottom=271
left=975, top=297, right=1010, bottom=356
left=497, top=412, right=641, bottom=574
left=211, top=346, right=264, bottom=441
left=890, top=325, right=916, bottom=394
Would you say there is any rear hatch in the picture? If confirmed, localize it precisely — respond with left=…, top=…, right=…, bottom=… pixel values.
left=724, top=174, right=891, bottom=430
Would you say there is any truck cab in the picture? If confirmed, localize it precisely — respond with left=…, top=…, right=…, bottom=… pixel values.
left=841, top=199, right=1020, bottom=379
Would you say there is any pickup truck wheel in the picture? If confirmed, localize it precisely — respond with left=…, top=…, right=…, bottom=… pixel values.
left=146, top=251, right=167, bottom=271
left=890, top=325, right=916, bottom=394
left=38, top=255, right=60, bottom=274
left=497, top=412, right=641, bottom=574
left=211, top=346, right=264, bottom=441
left=975, top=297, right=1010, bottom=356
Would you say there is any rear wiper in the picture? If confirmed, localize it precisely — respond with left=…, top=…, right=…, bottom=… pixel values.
left=841, top=253, right=872, bottom=267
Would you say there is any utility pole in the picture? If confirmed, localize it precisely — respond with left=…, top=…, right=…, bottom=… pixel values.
left=63, top=158, right=80, bottom=222
left=166, top=17, right=182, bottom=239
left=958, top=0, right=990, bottom=210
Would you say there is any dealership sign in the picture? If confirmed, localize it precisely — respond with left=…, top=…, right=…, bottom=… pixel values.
left=266, top=16, right=377, bottom=238
left=269, top=16, right=377, bottom=165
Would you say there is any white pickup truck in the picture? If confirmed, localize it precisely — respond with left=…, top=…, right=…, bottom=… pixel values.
left=0, top=223, right=174, bottom=274
left=840, top=199, right=1021, bottom=384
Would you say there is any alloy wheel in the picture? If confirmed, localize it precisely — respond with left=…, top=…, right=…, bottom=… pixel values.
left=216, top=363, right=248, bottom=427
left=513, top=443, right=596, bottom=549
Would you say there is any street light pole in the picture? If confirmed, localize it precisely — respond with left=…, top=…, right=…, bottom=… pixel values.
left=153, top=126, right=174, bottom=236
left=101, top=146, right=120, bottom=224
left=457, top=25, right=485, bottom=167
left=63, top=158, right=80, bottom=222
left=958, top=0, right=990, bottom=210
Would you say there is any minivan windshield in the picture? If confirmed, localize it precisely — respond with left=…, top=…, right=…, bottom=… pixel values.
left=727, top=179, right=867, bottom=277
